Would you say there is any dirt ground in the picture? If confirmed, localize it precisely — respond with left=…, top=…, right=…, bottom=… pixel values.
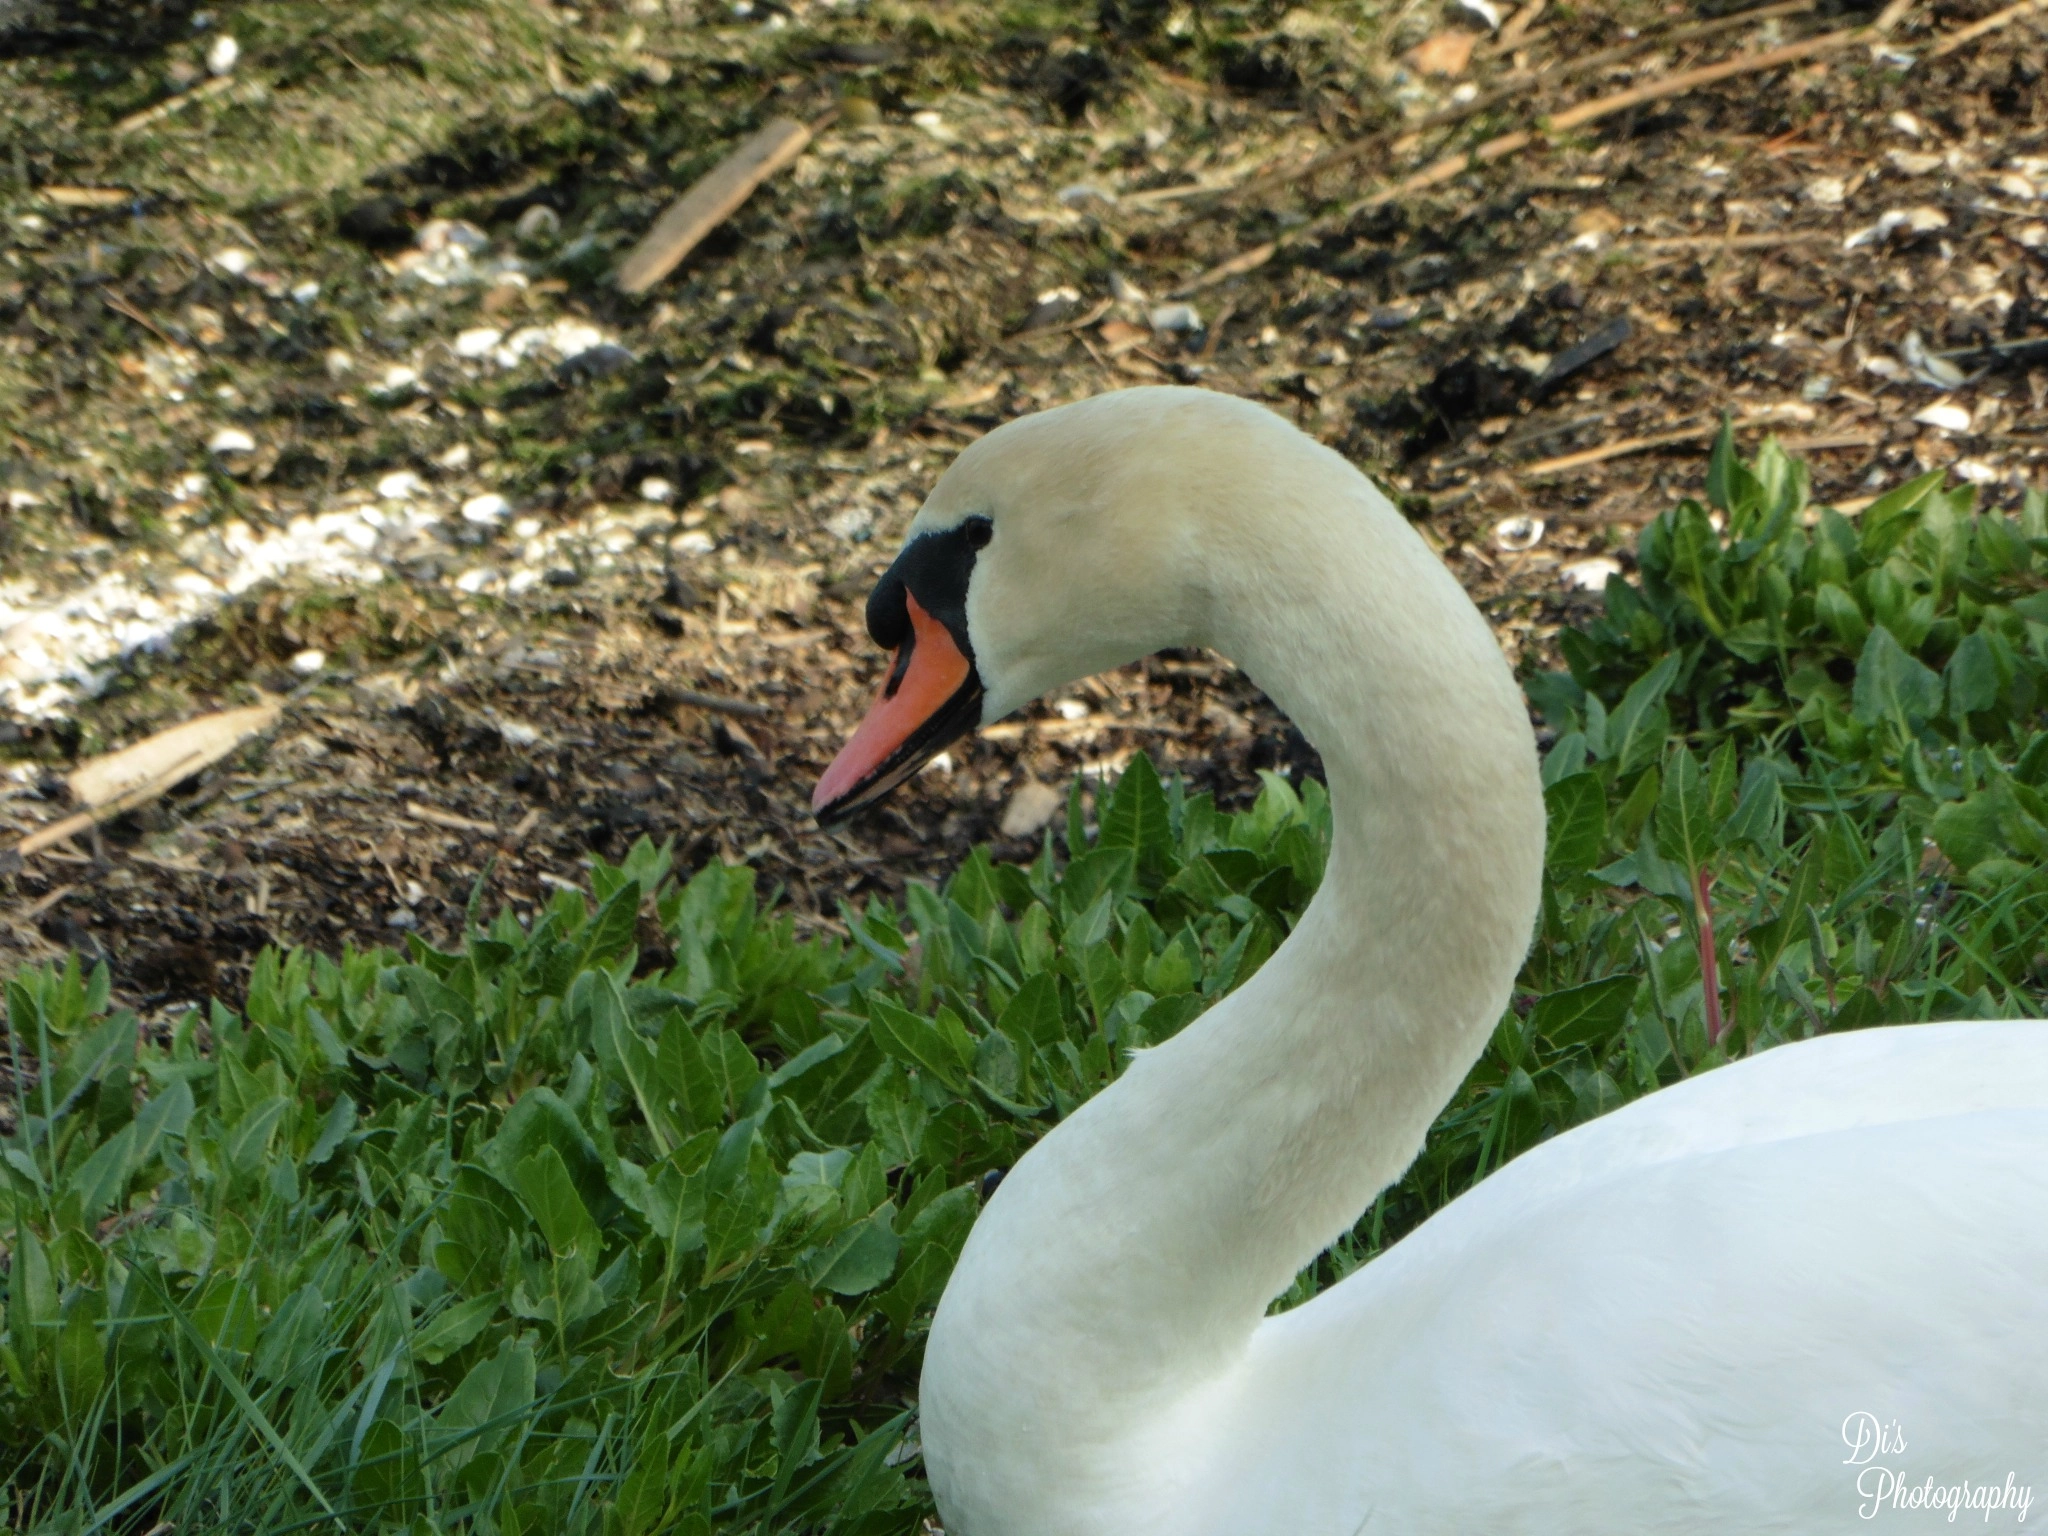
left=1, top=0, right=2044, bottom=1010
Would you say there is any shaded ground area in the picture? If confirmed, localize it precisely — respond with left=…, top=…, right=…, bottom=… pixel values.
left=2, top=0, right=2045, bottom=1008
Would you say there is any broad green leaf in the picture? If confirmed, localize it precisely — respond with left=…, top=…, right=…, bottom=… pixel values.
left=1655, top=746, right=1713, bottom=873
left=868, top=997, right=972, bottom=1091
left=512, top=1146, right=602, bottom=1262
left=1608, top=653, right=1679, bottom=776
left=1098, top=752, right=1173, bottom=879
left=1718, top=761, right=1784, bottom=851
left=1932, top=793, right=2004, bottom=874
left=413, top=1293, right=501, bottom=1365
left=435, top=1337, right=535, bottom=1470
left=1543, top=772, right=1607, bottom=875
left=997, top=971, right=1067, bottom=1049
left=1533, top=976, right=1641, bottom=1050
left=1945, top=630, right=2002, bottom=720
left=804, top=1210, right=901, bottom=1295
left=1851, top=625, right=1942, bottom=732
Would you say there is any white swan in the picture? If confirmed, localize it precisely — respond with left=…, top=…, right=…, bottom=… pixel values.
left=811, top=387, right=2048, bottom=1535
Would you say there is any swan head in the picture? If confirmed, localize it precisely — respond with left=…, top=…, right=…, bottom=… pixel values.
left=812, top=387, right=1273, bottom=824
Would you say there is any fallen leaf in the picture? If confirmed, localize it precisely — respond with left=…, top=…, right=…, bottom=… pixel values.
left=1408, top=30, right=1478, bottom=77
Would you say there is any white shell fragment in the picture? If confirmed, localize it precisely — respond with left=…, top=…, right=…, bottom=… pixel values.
left=1148, top=303, right=1203, bottom=333
left=1493, top=515, right=1546, bottom=553
left=206, top=33, right=239, bottom=75
left=514, top=205, right=561, bottom=242
left=207, top=427, right=255, bottom=456
left=1913, top=402, right=1973, bottom=433
left=1900, top=332, right=1967, bottom=389
left=1887, top=149, right=1944, bottom=175
left=1843, top=206, right=1949, bottom=249
left=1560, top=557, right=1623, bottom=592
left=1804, top=177, right=1847, bottom=209
left=373, top=365, right=420, bottom=399
left=289, top=648, right=325, bottom=674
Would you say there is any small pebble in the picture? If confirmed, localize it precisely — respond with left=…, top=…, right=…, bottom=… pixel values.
left=208, top=427, right=255, bottom=455
left=206, top=33, right=239, bottom=74
left=289, top=280, right=320, bottom=304
left=639, top=476, right=675, bottom=504
left=1493, top=515, right=1546, bottom=552
left=1148, top=303, right=1202, bottom=333
left=1000, top=780, right=1064, bottom=839
left=672, top=530, right=716, bottom=557
left=210, top=247, right=252, bottom=276
left=289, top=648, right=325, bottom=674
left=823, top=505, right=874, bottom=542
left=461, top=493, right=511, bottom=524
left=455, top=326, right=503, bottom=359
left=378, top=470, right=425, bottom=500
left=1056, top=183, right=1115, bottom=209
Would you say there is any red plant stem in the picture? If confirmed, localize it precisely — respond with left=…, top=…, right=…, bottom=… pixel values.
left=1695, top=865, right=1726, bottom=1045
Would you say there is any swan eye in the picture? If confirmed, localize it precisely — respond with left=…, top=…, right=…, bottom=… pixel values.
left=962, top=516, right=993, bottom=551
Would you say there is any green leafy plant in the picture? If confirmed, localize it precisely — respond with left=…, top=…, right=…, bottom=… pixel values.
left=1527, top=423, right=2048, bottom=774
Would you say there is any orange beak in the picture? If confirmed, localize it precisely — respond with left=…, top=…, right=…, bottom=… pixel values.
left=813, top=591, right=983, bottom=825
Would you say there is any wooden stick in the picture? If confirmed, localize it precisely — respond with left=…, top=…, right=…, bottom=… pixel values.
left=102, top=291, right=176, bottom=346
left=1184, top=10, right=1897, bottom=293
left=616, top=117, right=815, bottom=294
left=1520, top=425, right=1718, bottom=477
left=1353, top=131, right=1533, bottom=212
left=1224, top=0, right=1820, bottom=208
left=1495, top=0, right=1549, bottom=49
left=665, top=686, right=771, bottom=719
left=1544, top=30, right=1857, bottom=132
left=1519, top=422, right=1877, bottom=477
left=405, top=803, right=499, bottom=835
left=1631, top=231, right=1839, bottom=250
left=1169, top=242, right=1276, bottom=298
left=113, top=75, right=234, bottom=136
left=1926, top=0, right=2043, bottom=57
left=19, top=883, right=78, bottom=922
left=41, top=186, right=132, bottom=208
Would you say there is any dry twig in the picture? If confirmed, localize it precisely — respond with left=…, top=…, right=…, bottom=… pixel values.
left=1926, top=0, right=2045, bottom=57
left=617, top=116, right=821, bottom=294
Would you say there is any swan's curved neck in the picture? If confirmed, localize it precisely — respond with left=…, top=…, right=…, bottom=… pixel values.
left=921, top=458, right=1545, bottom=1520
